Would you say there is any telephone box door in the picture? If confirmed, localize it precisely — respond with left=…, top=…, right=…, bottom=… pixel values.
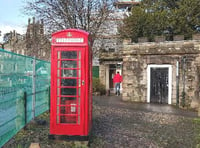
left=51, top=47, right=85, bottom=135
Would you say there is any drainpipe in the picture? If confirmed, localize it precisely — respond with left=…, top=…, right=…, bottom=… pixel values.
left=176, top=60, right=179, bottom=106
left=182, top=56, right=186, bottom=107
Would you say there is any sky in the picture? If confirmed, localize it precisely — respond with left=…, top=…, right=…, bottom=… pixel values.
left=0, top=0, right=30, bottom=42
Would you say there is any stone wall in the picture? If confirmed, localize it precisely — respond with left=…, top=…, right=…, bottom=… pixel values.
left=99, top=50, right=123, bottom=90
left=123, top=40, right=200, bottom=109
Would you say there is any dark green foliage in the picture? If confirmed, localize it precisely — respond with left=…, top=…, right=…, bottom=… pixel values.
left=93, top=78, right=106, bottom=95
left=119, top=0, right=200, bottom=42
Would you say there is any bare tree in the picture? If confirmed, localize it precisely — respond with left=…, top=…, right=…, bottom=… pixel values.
left=24, top=0, right=115, bottom=44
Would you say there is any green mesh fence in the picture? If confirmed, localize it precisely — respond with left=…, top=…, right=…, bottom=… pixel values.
left=0, top=48, right=50, bottom=147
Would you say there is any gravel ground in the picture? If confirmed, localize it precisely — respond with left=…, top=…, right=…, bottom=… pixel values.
left=3, top=95, right=200, bottom=148
left=90, top=96, right=200, bottom=148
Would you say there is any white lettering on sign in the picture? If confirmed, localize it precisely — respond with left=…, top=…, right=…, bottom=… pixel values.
left=56, top=38, right=84, bottom=43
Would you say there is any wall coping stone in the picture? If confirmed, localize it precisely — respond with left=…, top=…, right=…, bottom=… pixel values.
left=123, top=40, right=200, bottom=55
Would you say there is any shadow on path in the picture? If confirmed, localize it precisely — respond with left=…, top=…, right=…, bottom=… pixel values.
left=93, top=95, right=198, bottom=118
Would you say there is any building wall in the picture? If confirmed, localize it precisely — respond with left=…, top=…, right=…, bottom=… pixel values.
left=122, top=40, right=200, bottom=109
left=3, top=18, right=50, bottom=61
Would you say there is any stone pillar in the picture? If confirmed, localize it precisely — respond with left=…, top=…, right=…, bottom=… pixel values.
left=99, top=64, right=106, bottom=86
left=105, top=65, right=109, bottom=90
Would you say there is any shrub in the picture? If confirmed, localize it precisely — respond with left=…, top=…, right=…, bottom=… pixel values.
left=92, top=78, right=106, bottom=95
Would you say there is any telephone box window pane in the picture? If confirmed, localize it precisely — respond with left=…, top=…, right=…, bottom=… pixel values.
left=61, top=69, right=77, bottom=77
left=57, top=88, right=60, bottom=96
left=78, top=88, right=81, bottom=96
left=57, top=97, right=60, bottom=105
left=57, top=79, right=60, bottom=86
left=60, top=106, right=77, bottom=114
left=57, top=61, right=60, bottom=68
left=78, top=79, right=81, bottom=87
left=60, top=116, right=65, bottom=123
left=60, top=97, right=76, bottom=105
left=61, top=79, right=76, bottom=86
left=61, top=51, right=77, bottom=59
left=79, top=51, right=81, bottom=59
left=61, top=88, right=76, bottom=95
left=57, top=69, right=60, bottom=77
left=60, top=116, right=76, bottom=124
left=78, top=97, right=80, bottom=105
left=61, top=61, right=77, bottom=68
left=57, top=106, right=59, bottom=123
left=78, top=107, right=80, bottom=124
left=57, top=51, right=61, bottom=59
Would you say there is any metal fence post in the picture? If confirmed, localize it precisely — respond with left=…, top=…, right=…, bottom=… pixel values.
left=32, top=56, right=36, bottom=119
left=49, top=86, right=50, bottom=112
left=24, top=91, right=27, bottom=129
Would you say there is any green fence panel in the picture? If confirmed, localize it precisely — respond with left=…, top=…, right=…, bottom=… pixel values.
left=35, top=59, right=50, bottom=116
left=92, top=66, right=99, bottom=78
left=0, top=49, right=50, bottom=147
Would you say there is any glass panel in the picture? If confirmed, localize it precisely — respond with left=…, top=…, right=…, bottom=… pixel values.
left=56, top=50, right=81, bottom=124
left=57, top=106, right=59, bottom=123
left=61, top=79, right=77, bottom=86
left=78, top=97, right=80, bottom=105
left=60, top=106, right=77, bottom=114
left=79, top=79, right=81, bottom=87
left=79, top=51, right=81, bottom=60
left=57, top=61, right=60, bottom=68
left=57, top=51, right=61, bottom=59
left=57, top=79, right=60, bottom=86
left=60, top=97, right=80, bottom=105
left=57, top=88, right=60, bottom=96
left=61, top=61, right=77, bottom=68
left=61, top=88, right=76, bottom=95
left=78, top=107, right=80, bottom=124
left=60, top=115, right=76, bottom=124
left=78, top=88, right=81, bottom=97
left=57, top=69, right=60, bottom=77
left=61, top=69, right=77, bottom=77
left=78, top=51, right=81, bottom=67
left=57, top=115, right=59, bottom=124
left=61, top=51, right=77, bottom=59
left=57, top=97, right=60, bottom=105
left=60, top=97, right=76, bottom=105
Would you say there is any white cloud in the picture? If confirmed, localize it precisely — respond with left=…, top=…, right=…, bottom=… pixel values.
left=0, top=24, right=26, bottom=42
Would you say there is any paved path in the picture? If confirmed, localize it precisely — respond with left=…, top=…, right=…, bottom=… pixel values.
left=90, top=95, right=199, bottom=148
left=3, top=95, right=200, bottom=148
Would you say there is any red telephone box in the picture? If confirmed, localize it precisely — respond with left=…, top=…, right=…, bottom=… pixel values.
left=50, top=29, right=92, bottom=137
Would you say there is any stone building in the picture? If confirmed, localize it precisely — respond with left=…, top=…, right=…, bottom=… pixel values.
left=96, top=0, right=141, bottom=91
left=26, top=18, right=50, bottom=60
left=3, top=17, right=50, bottom=61
left=3, top=31, right=26, bottom=55
left=100, top=34, right=200, bottom=109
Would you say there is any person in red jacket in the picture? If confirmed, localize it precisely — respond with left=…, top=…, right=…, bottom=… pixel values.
left=113, top=71, right=122, bottom=96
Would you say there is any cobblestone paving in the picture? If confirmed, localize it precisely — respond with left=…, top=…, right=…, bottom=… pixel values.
left=90, top=96, right=199, bottom=148
left=3, top=95, right=200, bottom=148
